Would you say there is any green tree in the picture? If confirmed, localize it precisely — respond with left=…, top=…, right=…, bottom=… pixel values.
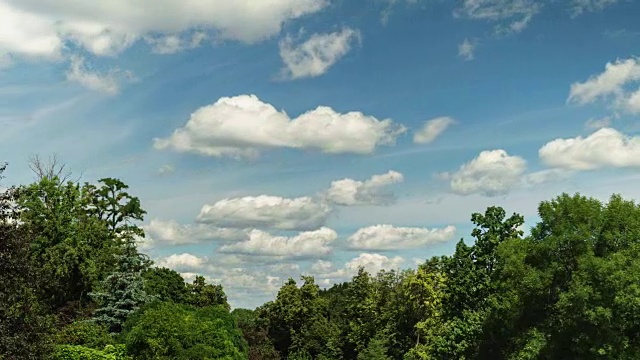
left=142, top=267, right=189, bottom=304
left=0, top=186, right=54, bottom=358
left=123, top=302, right=247, bottom=359
left=186, top=275, right=230, bottom=309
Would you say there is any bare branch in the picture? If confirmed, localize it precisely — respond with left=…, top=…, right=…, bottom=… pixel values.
left=28, top=154, right=73, bottom=182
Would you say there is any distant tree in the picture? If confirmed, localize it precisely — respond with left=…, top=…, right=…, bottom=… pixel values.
left=142, top=267, right=189, bottom=304
left=186, top=275, right=230, bottom=309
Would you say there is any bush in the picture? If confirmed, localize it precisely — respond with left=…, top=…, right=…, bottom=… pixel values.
left=53, top=344, right=129, bottom=360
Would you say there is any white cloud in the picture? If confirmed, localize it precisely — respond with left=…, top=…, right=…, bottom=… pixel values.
left=522, top=168, right=573, bottom=185
left=450, top=149, right=527, bottom=196
left=145, top=32, right=207, bottom=54
left=585, top=116, right=612, bottom=129
left=196, top=195, right=331, bottom=231
left=413, top=116, right=456, bottom=144
left=458, top=39, right=476, bottom=61
left=158, top=164, right=175, bottom=175
left=0, top=0, right=328, bottom=59
left=325, top=170, right=404, bottom=206
left=539, top=127, right=640, bottom=170
left=153, top=94, right=406, bottom=158
left=144, top=218, right=247, bottom=246
left=218, top=227, right=337, bottom=258
left=310, top=259, right=332, bottom=273
left=347, top=224, right=457, bottom=250
left=568, top=57, right=640, bottom=114
left=279, top=28, right=361, bottom=80
left=343, top=253, right=404, bottom=275
left=155, top=253, right=208, bottom=272
left=454, top=0, right=542, bottom=33
left=570, top=0, right=619, bottom=16
left=66, top=56, right=123, bottom=94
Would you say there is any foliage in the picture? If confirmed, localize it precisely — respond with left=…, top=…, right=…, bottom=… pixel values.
left=90, top=241, right=154, bottom=333
left=0, top=186, right=54, bottom=358
left=233, top=308, right=281, bottom=360
left=122, top=302, right=247, bottom=359
left=142, top=267, right=189, bottom=304
left=53, top=344, right=130, bottom=360
left=54, top=321, right=113, bottom=349
left=186, top=275, right=230, bottom=309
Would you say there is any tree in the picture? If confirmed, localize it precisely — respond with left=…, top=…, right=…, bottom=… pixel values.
left=123, top=302, right=247, bottom=359
left=83, top=178, right=146, bottom=238
left=17, top=177, right=115, bottom=312
left=90, top=241, right=154, bottom=333
left=142, top=267, right=189, bottom=304
left=233, top=308, right=281, bottom=360
left=186, top=275, right=230, bottom=309
left=0, top=186, right=53, bottom=358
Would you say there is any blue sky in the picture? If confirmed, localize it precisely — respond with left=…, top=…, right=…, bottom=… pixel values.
left=2, top=0, right=640, bottom=308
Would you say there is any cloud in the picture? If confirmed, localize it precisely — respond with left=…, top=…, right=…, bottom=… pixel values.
left=218, top=227, right=337, bottom=258
left=568, top=57, right=640, bottom=114
left=155, top=253, right=208, bottom=272
left=153, top=94, right=406, bottom=158
left=522, top=168, right=573, bottom=185
left=539, top=127, right=640, bottom=170
left=413, top=116, right=456, bottom=144
left=145, top=32, right=207, bottom=55
left=570, top=0, right=619, bottom=16
left=66, top=56, right=125, bottom=94
left=454, top=0, right=542, bottom=33
left=309, top=253, right=405, bottom=285
left=450, top=149, right=527, bottom=196
left=196, top=195, right=331, bottom=231
left=585, top=116, right=612, bottom=129
left=458, top=39, right=476, bottom=61
left=347, top=224, right=457, bottom=250
left=143, top=218, right=248, bottom=246
left=325, top=170, right=404, bottom=206
left=310, top=259, right=332, bottom=273
left=279, top=28, right=361, bottom=80
left=0, top=0, right=328, bottom=59
left=343, top=253, right=404, bottom=275
left=158, top=164, right=175, bottom=175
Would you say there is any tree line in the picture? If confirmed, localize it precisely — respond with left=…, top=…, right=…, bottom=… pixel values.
left=1, top=161, right=639, bottom=359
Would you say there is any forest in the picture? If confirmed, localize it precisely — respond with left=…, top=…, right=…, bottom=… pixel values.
left=1, top=160, right=639, bottom=360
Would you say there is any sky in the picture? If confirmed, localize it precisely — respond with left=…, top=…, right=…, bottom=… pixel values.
left=2, top=0, right=640, bottom=309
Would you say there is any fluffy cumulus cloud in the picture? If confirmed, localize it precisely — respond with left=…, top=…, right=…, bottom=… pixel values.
left=568, top=57, right=640, bottom=114
left=347, top=224, right=457, bottom=250
left=218, top=227, right=338, bottom=258
left=458, top=39, right=476, bottom=61
left=155, top=253, right=208, bottom=273
left=279, top=28, right=361, bottom=80
left=143, top=218, right=247, bottom=246
left=0, top=0, right=328, bottom=59
left=309, top=253, right=405, bottom=285
left=413, top=116, right=456, bottom=144
left=196, top=195, right=331, bottom=231
left=325, top=170, right=404, bottom=206
left=454, top=0, right=542, bottom=33
left=153, top=95, right=406, bottom=158
left=539, top=128, right=640, bottom=170
left=449, top=149, right=527, bottom=196
left=343, top=253, right=404, bottom=275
